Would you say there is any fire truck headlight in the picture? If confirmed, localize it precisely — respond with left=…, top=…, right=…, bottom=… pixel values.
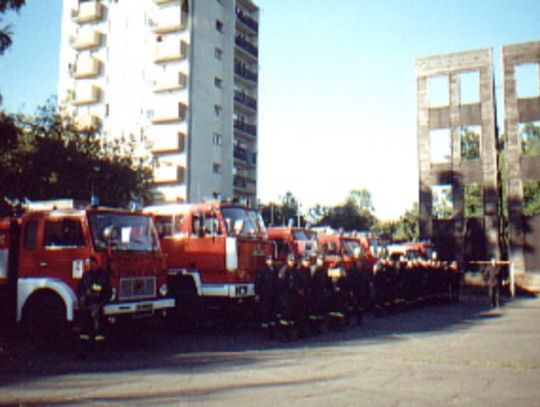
left=110, top=287, right=117, bottom=302
left=159, top=284, right=168, bottom=297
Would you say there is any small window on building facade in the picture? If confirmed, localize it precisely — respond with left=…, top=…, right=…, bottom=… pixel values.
left=214, top=105, right=222, bottom=117
left=216, top=20, right=224, bottom=33
left=213, top=162, right=222, bottom=174
left=212, top=132, right=222, bottom=145
left=214, top=77, right=222, bottom=88
left=215, top=47, right=223, bottom=60
left=523, top=180, right=540, bottom=216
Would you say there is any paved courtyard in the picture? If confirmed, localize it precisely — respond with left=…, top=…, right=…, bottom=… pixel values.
left=1, top=294, right=539, bottom=406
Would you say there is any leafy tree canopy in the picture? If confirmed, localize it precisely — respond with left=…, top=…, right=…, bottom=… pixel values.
left=0, top=99, right=153, bottom=208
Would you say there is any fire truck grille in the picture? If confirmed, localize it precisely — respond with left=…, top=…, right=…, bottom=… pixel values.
left=119, top=276, right=156, bottom=301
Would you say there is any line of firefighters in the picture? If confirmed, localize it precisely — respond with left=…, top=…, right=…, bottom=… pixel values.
left=254, top=249, right=461, bottom=340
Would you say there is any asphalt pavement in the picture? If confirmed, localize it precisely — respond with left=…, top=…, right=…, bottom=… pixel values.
left=1, top=293, right=539, bottom=406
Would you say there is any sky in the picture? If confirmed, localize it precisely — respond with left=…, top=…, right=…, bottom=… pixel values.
left=1, top=0, right=539, bottom=220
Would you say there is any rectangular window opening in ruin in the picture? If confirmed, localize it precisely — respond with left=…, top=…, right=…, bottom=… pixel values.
left=461, top=125, right=481, bottom=160
left=432, top=184, right=453, bottom=219
left=430, top=128, right=452, bottom=163
left=523, top=179, right=540, bottom=217
left=428, top=75, right=449, bottom=107
left=459, top=71, right=480, bottom=104
left=516, top=63, right=540, bottom=98
left=464, top=183, right=484, bottom=218
left=519, top=121, right=540, bottom=156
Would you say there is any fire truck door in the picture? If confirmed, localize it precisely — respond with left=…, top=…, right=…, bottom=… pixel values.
left=38, top=219, right=90, bottom=283
left=187, top=213, right=225, bottom=275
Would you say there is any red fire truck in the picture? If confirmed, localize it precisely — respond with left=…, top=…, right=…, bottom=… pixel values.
left=0, top=200, right=174, bottom=337
left=267, top=226, right=318, bottom=265
left=317, top=230, right=372, bottom=270
left=144, top=201, right=273, bottom=318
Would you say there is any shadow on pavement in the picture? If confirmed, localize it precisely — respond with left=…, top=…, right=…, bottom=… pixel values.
left=0, top=293, right=535, bottom=388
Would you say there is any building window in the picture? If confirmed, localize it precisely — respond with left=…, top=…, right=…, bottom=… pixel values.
left=216, top=20, right=224, bottom=33
left=212, top=132, right=222, bottom=145
left=214, top=105, right=222, bottom=117
left=214, top=47, right=223, bottom=60
left=214, top=77, right=222, bottom=88
left=213, top=163, right=222, bottom=174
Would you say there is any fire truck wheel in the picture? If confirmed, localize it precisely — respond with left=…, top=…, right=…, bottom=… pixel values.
left=22, top=290, right=71, bottom=349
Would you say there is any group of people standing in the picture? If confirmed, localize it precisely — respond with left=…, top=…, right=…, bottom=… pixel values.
left=254, top=249, right=370, bottom=340
left=254, top=250, right=462, bottom=340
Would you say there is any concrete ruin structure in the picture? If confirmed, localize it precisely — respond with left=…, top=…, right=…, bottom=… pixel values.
left=417, top=40, right=540, bottom=291
left=416, top=48, right=500, bottom=266
left=502, top=41, right=540, bottom=287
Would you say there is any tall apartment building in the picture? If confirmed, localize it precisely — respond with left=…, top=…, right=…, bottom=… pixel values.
left=57, top=0, right=259, bottom=205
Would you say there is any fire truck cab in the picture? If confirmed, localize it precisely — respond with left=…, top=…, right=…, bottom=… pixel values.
left=144, top=201, right=273, bottom=314
left=0, top=200, right=174, bottom=335
left=267, top=227, right=318, bottom=266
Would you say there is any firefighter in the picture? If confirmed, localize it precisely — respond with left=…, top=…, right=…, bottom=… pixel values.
left=254, top=255, right=278, bottom=338
left=449, top=261, right=461, bottom=302
left=296, top=254, right=312, bottom=337
left=484, top=259, right=501, bottom=308
left=76, top=256, right=111, bottom=358
left=275, top=253, right=303, bottom=340
left=347, top=247, right=364, bottom=325
left=327, top=257, right=348, bottom=329
left=372, top=258, right=387, bottom=316
left=308, top=253, right=330, bottom=333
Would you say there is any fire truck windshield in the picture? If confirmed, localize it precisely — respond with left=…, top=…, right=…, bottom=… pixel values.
left=221, top=207, right=266, bottom=237
left=292, top=230, right=317, bottom=241
left=341, top=239, right=362, bottom=257
left=88, top=213, right=157, bottom=252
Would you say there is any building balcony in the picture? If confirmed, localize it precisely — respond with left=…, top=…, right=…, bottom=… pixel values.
left=234, top=120, right=257, bottom=137
left=150, top=132, right=186, bottom=154
left=234, top=146, right=257, bottom=165
left=150, top=10, right=187, bottom=34
left=74, top=83, right=101, bottom=105
left=233, top=175, right=256, bottom=190
left=234, top=91, right=257, bottom=111
left=72, top=28, right=102, bottom=50
left=75, top=1, right=103, bottom=24
left=236, top=9, right=258, bottom=33
left=154, top=40, right=188, bottom=63
left=152, top=102, right=187, bottom=124
left=73, top=56, right=101, bottom=79
left=153, top=72, right=187, bottom=93
left=154, top=164, right=185, bottom=185
left=235, top=35, right=258, bottom=58
left=75, top=114, right=101, bottom=131
left=234, top=64, right=258, bottom=83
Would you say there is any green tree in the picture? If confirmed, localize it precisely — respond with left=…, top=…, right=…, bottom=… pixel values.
left=259, top=191, right=304, bottom=226
left=521, top=122, right=540, bottom=156
left=523, top=180, right=540, bottom=217
left=0, top=99, right=153, bottom=207
left=372, top=203, right=419, bottom=242
left=464, top=183, right=483, bottom=217
left=461, top=126, right=480, bottom=160
left=0, top=0, right=25, bottom=55
left=314, top=189, right=377, bottom=231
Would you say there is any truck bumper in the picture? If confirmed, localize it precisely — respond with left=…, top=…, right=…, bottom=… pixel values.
left=201, top=283, right=255, bottom=299
left=103, top=298, right=175, bottom=316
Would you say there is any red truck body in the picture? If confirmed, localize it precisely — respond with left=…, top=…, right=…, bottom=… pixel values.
left=145, top=201, right=273, bottom=303
left=0, top=200, right=174, bottom=327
